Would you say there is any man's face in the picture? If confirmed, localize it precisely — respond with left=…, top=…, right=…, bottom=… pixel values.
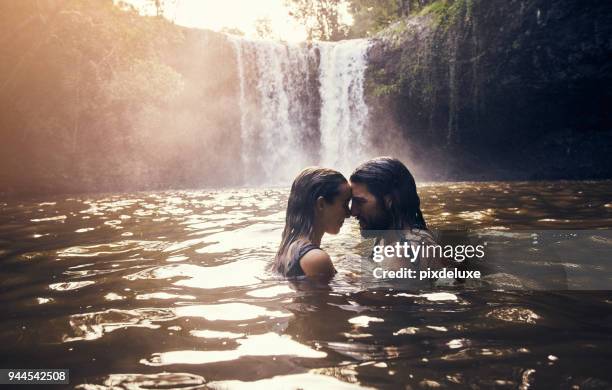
left=350, top=181, right=391, bottom=235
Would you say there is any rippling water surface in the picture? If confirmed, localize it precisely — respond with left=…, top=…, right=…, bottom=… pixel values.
left=1, top=181, right=612, bottom=389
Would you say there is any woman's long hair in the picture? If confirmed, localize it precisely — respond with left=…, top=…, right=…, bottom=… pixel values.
left=350, top=156, right=427, bottom=230
left=273, top=167, right=347, bottom=275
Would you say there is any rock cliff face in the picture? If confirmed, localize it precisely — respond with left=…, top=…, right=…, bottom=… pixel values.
left=364, top=0, right=612, bottom=180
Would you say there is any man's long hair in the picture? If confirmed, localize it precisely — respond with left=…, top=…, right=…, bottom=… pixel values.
left=350, top=157, right=427, bottom=230
left=273, top=167, right=347, bottom=275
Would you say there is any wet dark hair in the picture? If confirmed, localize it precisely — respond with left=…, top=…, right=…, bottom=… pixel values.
left=273, top=167, right=347, bottom=275
left=350, top=156, right=427, bottom=230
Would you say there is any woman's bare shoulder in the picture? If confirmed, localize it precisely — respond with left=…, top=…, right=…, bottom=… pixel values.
left=299, top=249, right=336, bottom=277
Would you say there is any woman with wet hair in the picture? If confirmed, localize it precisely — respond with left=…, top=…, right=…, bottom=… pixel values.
left=273, top=167, right=351, bottom=279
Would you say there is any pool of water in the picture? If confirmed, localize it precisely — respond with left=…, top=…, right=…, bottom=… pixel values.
left=1, top=181, right=611, bottom=389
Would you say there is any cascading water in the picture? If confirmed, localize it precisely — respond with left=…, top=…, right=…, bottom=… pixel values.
left=318, top=39, right=371, bottom=175
left=231, top=36, right=371, bottom=184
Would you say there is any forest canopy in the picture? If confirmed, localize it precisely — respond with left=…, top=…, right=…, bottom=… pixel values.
left=286, top=0, right=435, bottom=40
left=0, top=0, right=239, bottom=195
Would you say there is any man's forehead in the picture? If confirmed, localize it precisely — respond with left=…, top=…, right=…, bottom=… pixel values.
left=350, top=181, right=373, bottom=199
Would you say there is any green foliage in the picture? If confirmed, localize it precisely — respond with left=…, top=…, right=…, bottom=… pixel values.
left=374, top=18, right=410, bottom=49
left=286, top=0, right=351, bottom=41
left=366, top=68, right=402, bottom=97
left=104, top=59, right=184, bottom=105
left=0, top=0, right=201, bottom=194
left=220, top=27, right=245, bottom=36
left=418, top=0, right=450, bottom=17
left=349, top=0, right=402, bottom=37
left=417, top=0, right=469, bottom=29
left=254, top=17, right=274, bottom=39
left=285, top=0, right=437, bottom=40
left=349, top=0, right=437, bottom=37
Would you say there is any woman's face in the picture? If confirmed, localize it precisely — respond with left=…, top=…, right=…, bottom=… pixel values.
left=320, top=182, right=352, bottom=234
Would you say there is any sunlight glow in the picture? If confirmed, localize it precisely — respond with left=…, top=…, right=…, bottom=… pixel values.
left=119, top=0, right=318, bottom=41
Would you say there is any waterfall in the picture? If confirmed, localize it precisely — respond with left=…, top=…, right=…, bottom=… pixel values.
left=231, top=36, right=371, bottom=184
left=318, top=39, right=370, bottom=175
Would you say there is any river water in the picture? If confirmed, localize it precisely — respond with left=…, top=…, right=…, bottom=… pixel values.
left=1, top=181, right=611, bottom=389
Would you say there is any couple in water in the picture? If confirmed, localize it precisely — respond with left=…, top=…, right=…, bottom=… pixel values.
left=273, top=156, right=437, bottom=279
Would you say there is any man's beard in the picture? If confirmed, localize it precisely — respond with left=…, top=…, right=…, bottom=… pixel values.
left=358, top=209, right=392, bottom=238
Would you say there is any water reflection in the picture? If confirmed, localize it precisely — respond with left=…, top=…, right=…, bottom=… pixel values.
left=174, top=303, right=291, bottom=321
left=64, top=308, right=170, bottom=342
left=0, top=183, right=611, bottom=388
left=142, top=332, right=326, bottom=366
left=208, top=371, right=373, bottom=389
left=190, top=329, right=245, bottom=339
left=486, top=307, right=540, bottom=324
left=126, top=261, right=265, bottom=289
left=77, top=372, right=206, bottom=390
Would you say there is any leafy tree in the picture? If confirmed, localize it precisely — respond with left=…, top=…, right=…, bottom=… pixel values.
left=220, top=27, right=245, bottom=36
left=286, top=0, right=351, bottom=41
left=349, top=0, right=436, bottom=37
left=254, top=17, right=274, bottom=39
left=348, top=0, right=402, bottom=37
left=0, top=0, right=188, bottom=194
left=286, top=0, right=436, bottom=40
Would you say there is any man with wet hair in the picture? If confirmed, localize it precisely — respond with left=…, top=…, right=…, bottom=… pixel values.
left=350, top=156, right=427, bottom=234
left=350, top=157, right=446, bottom=273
